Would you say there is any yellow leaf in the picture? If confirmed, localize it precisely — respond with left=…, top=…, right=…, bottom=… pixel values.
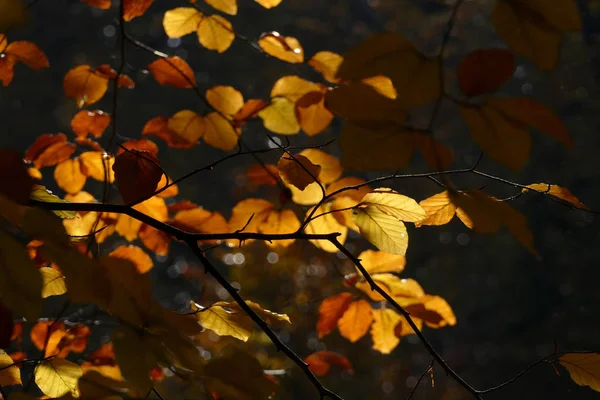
left=337, top=300, right=373, bottom=343
left=357, top=249, right=406, bottom=275
left=206, top=85, right=244, bottom=115
left=336, top=33, right=440, bottom=107
left=259, top=209, right=301, bottom=248
left=405, top=295, right=456, bottom=328
left=453, top=191, right=502, bottom=233
left=258, top=32, right=303, bottom=63
left=491, top=0, right=581, bottom=71
left=559, top=353, right=600, bottom=392
left=0, top=231, right=43, bottom=321
left=54, top=158, right=86, bottom=194
left=361, top=75, right=397, bottom=99
left=254, top=0, right=281, bottom=8
left=352, top=206, right=408, bottom=255
left=326, top=177, right=371, bottom=202
left=288, top=181, right=323, bottom=206
left=486, top=97, right=571, bottom=148
left=459, top=104, right=531, bottom=171
left=277, top=154, right=321, bottom=191
left=258, top=97, right=300, bottom=134
left=0, top=352, right=22, bottom=386
left=112, top=326, right=159, bottom=394
left=197, top=15, right=235, bottom=53
left=156, top=173, right=179, bottom=198
left=270, top=75, right=321, bottom=102
left=370, top=308, right=402, bottom=354
left=356, top=274, right=424, bottom=302
left=295, top=91, right=333, bottom=136
left=325, top=82, right=406, bottom=124
left=40, top=267, right=67, bottom=298
left=229, top=198, right=274, bottom=234
left=523, top=183, right=588, bottom=209
left=299, top=149, right=342, bottom=184
left=415, top=190, right=457, bottom=227
left=331, top=197, right=360, bottom=231
left=308, top=51, right=343, bottom=83
left=79, top=151, right=116, bottom=182
left=205, top=0, right=236, bottom=15
left=134, top=195, right=168, bottom=222
left=204, top=111, right=240, bottom=151
left=35, top=357, right=82, bottom=398
left=222, top=300, right=291, bottom=324
left=108, top=245, right=153, bottom=274
left=29, top=185, right=77, bottom=219
left=305, top=204, right=348, bottom=253
left=163, top=7, right=203, bottom=38
left=360, top=188, right=425, bottom=222
left=192, top=302, right=253, bottom=341
left=167, top=109, right=205, bottom=147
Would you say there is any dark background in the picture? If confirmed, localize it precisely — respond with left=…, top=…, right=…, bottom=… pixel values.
left=1, top=0, right=600, bottom=398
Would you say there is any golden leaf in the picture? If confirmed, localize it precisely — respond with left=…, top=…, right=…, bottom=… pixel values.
left=415, top=190, right=457, bottom=227
left=295, top=91, right=334, bottom=136
left=358, top=249, right=406, bottom=275
left=163, top=7, right=203, bottom=38
left=352, top=205, right=408, bottom=255
left=258, top=209, right=301, bottom=248
left=337, top=300, right=373, bottom=343
left=308, top=51, right=343, bottom=83
left=63, top=65, right=109, bottom=108
left=258, top=32, right=304, bottom=63
left=270, top=75, right=321, bottom=102
left=277, top=154, right=321, bottom=191
left=356, top=274, right=424, bottom=302
left=305, top=204, right=348, bottom=253
left=79, top=151, right=115, bottom=182
left=203, top=112, right=240, bottom=151
left=54, top=158, right=86, bottom=194
left=0, top=352, right=22, bottom=386
left=360, top=188, right=426, bottom=222
left=192, top=302, right=253, bottom=342
left=35, top=357, right=82, bottom=398
left=361, top=75, right=397, bottom=99
left=197, top=15, right=235, bottom=53
left=205, top=0, right=237, bottom=15
left=167, top=110, right=205, bottom=147
left=206, top=85, right=244, bottom=115
left=559, top=353, right=600, bottom=392
left=258, top=97, right=300, bottom=134
left=299, top=149, right=343, bottom=184
left=40, top=268, right=67, bottom=298
left=254, top=0, right=281, bottom=8
left=371, top=308, right=402, bottom=354
left=523, top=183, right=588, bottom=209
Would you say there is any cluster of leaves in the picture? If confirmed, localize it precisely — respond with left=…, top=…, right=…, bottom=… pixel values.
left=0, top=0, right=599, bottom=399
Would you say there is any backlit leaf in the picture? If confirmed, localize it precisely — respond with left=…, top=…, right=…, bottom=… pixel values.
left=149, top=56, right=196, bottom=88
left=246, top=164, right=279, bottom=186
left=40, top=268, right=67, bottom=298
left=0, top=352, right=22, bottom=386
left=4, top=40, right=48, bottom=69
left=192, top=302, right=253, bottom=341
left=258, top=209, right=300, bottom=248
left=205, top=0, right=237, bottom=15
left=206, top=85, right=244, bottom=115
left=337, top=300, right=373, bottom=343
left=415, top=190, right=457, bottom=227
left=113, top=149, right=163, bottom=204
left=326, top=177, right=371, bottom=202
left=71, top=110, right=110, bottom=139
left=405, top=295, right=456, bottom=328
left=258, top=97, right=300, bottom=134
left=305, top=204, right=348, bottom=253
left=225, top=300, right=291, bottom=324
left=35, top=357, right=82, bottom=398
left=309, top=51, right=343, bottom=83
left=370, top=308, right=402, bottom=354
left=299, top=149, right=342, bottom=184
left=356, top=274, right=424, bottom=302
left=229, top=198, right=274, bottom=234
left=523, top=183, right=588, bottom=209
left=167, top=110, right=205, bottom=148
left=197, top=15, right=235, bottom=53
left=163, top=7, right=203, bottom=37
left=109, top=245, right=153, bottom=274
left=559, top=353, right=600, bottom=392
left=255, top=0, right=282, bottom=8
left=277, top=154, right=321, bottom=190
left=139, top=224, right=170, bottom=256
left=305, top=351, right=353, bottom=377
left=317, top=292, right=353, bottom=338
left=361, top=75, right=398, bottom=99
left=123, top=0, right=154, bottom=21
left=360, top=188, right=426, bottom=222
left=453, top=191, right=502, bottom=233
left=258, top=32, right=304, bottom=64
left=79, top=151, right=115, bottom=182
left=295, top=91, right=334, bottom=136
left=352, top=205, right=408, bottom=255
left=63, top=65, right=110, bottom=108
left=204, top=111, right=240, bottom=151
left=270, top=75, right=321, bottom=102
left=358, top=249, right=406, bottom=275
left=457, top=49, right=515, bottom=97
left=24, top=133, right=76, bottom=169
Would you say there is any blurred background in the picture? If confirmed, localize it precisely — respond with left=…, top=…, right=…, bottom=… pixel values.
left=1, top=0, right=600, bottom=398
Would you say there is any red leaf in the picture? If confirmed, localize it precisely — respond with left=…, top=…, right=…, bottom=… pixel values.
left=113, top=150, right=163, bottom=204
left=71, top=110, right=111, bottom=139
left=457, top=49, right=515, bottom=97
left=304, top=351, right=354, bottom=377
left=118, top=138, right=159, bottom=156
left=123, top=0, right=154, bottom=21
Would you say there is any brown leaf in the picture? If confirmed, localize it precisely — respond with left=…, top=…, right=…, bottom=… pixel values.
left=304, top=351, right=353, bottom=377
left=246, top=164, right=279, bottom=186
left=5, top=40, right=49, bottom=69
left=113, top=150, right=163, bottom=204
left=71, top=110, right=110, bottom=139
left=457, top=49, right=515, bottom=97
left=148, top=56, right=196, bottom=88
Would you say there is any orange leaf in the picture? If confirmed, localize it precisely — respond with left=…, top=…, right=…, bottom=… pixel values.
left=337, top=300, right=373, bottom=343
left=277, top=154, right=321, bottom=191
left=80, top=151, right=116, bottom=182
left=254, top=0, right=281, bottom=8
left=0, top=54, right=16, bottom=86
left=109, top=245, right=153, bottom=273
left=5, top=40, right=49, bottom=69
left=206, top=85, right=244, bottom=116
left=148, top=57, right=196, bottom=88
left=203, top=112, right=240, bottom=151
left=416, top=190, right=457, bottom=227
left=197, top=15, right=235, bottom=53
left=139, top=224, right=170, bottom=256
left=295, top=91, right=334, bottom=136
left=24, top=133, right=76, bottom=169
left=0, top=149, right=34, bottom=203
left=71, top=110, right=110, bottom=139
left=258, top=32, right=304, bottom=64
left=118, top=138, right=159, bottom=156
left=308, top=51, right=343, bottom=83
left=360, top=75, right=397, bottom=99
left=246, top=164, right=279, bottom=186
left=54, top=158, right=87, bottom=194
left=371, top=308, right=402, bottom=354
left=123, top=0, right=154, bottom=21
left=143, top=116, right=195, bottom=148
left=63, top=65, right=110, bottom=108
left=299, top=149, right=342, bottom=184
left=155, top=173, right=178, bottom=198
left=457, top=49, right=515, bottom=97
left=228, top=198, right=273, bottom=234
left=233, top=99, right=268, bottom=126
left=166, top=110, right=205, bottom=148
left=113, top=150, right=163, bottom=204
left=258, top=209, right=301, bottom=248
left=523, top=183, right=588, bottom=210
left=317, top=292, right=353, bottom=338
left=304, top=351, right=353, bottom=377
left=82, top=0, right=111, bottom=9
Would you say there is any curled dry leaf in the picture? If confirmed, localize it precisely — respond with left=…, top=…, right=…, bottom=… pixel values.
left=457, top=49, right=515, bottom=97
left=63, top=65, right=110, bottom=108
left=148, top=56, right=196, bottom=88
left=71, top=110, right=110, bottom=139
left=277, top=154, right=321, bottom=190
left=258, top=32, right=304, bottom=64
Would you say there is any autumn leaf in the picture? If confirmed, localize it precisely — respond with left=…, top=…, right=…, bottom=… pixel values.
left=317, top=292, right=353, bottom=338
left=337, top=300, right=373, bottom=343
left=258, top=209, right=301, bottom=248
left=309, top=51, right=343, bottom=83
left=24, top=133, right=76, bottom=169
left=122, top=0, right=154, bottom=21
left=198, top=15, right=235, bottom=53
left=109, top=245, right=153, bottom=274
left=149, top=56, right=196, bottom=88
left=371, top=308, right=402, bottom=354
left=139, top=224, right=171, bottom=256
left=40, top=268, right=67, bottom=298
left=35, top=357, right=82, bottom=398
left=305, top=204, right=348, bottom=253
left=0, top=351, right=21, bottom=386
left=359, top=188, right=426, bottom=222
left=254, top=0, right=282, bottom=8
left=523, top=183, right=588, bottom=209
left=277, top=154, right=321, bottom=190
left=229, top=198, right=274, bottom=234
left=355, top=275, right=424, bottom=302
left=258, top=97, right=300, bottom=134
left=405, top=295, right=456, bottom=328
left=336, top=33, right=440, bottom=107
left=352, top=205, right=408, bottom=255
left=71, top=110, right=110, bottom=139
left=0, top=36, right=48, bottom=86
left=295, top=91, right=334, bottom=136
left=304, top=351, right=353, bottom=377
left=205, top=0, right=237, bottom=15
left=161, top=110, right=205, bottom=148
left=559, top=353, right=600, bottom=392
left=234, top=99, right=268, bottom=126
left=258, top=32, right=304, bottom=63
left=203, top=111, right=240, bottom=151
left=457, top=49, right=515, bottom=97
left=300, top=149, right=343, bottom=184
left=163, top=7, right=204, bottom=37
left=113, top=149, right=163, bottom=204
left=415, top=190, right=457, bottom=227
left=358, top=249, right=406, bottom=275
left=79, top=151, right=116, bottom=182
left=206, top=85, right=244, bottom=115
left=246, top=164, right=279, bottom=186
left=491, top=0, right=581, bottom=71
left=63, top=65, right=110, bottom=107
left=271, top=75, right=321, bottom=102
left=192, top=301, right=253, bottom=341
